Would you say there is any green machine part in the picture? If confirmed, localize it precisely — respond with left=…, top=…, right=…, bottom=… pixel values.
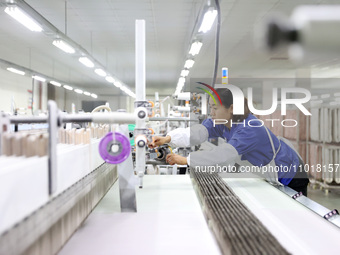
left=128, top=124, right=136, bottom=146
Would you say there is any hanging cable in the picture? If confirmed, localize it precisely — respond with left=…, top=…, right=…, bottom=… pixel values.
left=211, top=0, right=221, bottom=88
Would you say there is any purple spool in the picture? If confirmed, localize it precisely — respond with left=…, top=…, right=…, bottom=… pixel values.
left=99, top=132, right=131, bottom=164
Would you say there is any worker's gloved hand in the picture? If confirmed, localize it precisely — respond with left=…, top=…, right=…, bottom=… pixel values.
left=166, top=153, right=187, bottom=165
left=148, top=135, right=171, bottom=149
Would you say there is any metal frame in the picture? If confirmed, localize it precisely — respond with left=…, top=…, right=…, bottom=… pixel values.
left=277, top=185, right=340, bottom=228
left=1, top=101, right=136, bottom=209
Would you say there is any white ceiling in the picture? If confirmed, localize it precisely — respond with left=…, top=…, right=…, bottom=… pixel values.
left=0, top=0, right=340, bottom=100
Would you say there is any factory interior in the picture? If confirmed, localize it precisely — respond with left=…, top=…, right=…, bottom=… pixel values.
left=1, top=0, right=340, bottom=254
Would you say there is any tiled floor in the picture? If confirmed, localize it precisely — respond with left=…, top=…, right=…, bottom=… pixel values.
left=307, top=184, right=340, bottom=210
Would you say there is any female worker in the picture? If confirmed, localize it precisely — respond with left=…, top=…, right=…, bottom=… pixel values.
left=149, top=88, right=309, bottom=196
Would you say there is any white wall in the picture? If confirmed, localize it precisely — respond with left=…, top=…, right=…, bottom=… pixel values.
left=100, top=95, right=128, bottom=112
left=0, top=68, right=32, bottom=114
left=50, top=86, right=130, bottom=113
left=63, top=93, right=129, bottom=113
left=0, top=67, right=131, bottom=114
left=0, top=68, right=48, bottom=114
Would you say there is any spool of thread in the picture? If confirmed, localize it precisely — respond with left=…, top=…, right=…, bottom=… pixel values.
left=148, top=128, right=154, bottom=135
left=148, top=101, right=155, bottom=108
left=99, top=132, right=131, bottom=164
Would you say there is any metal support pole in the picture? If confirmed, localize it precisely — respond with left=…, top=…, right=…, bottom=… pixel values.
left=149, top=117, right=199, bottom=122
left=48, top=100, right=59, bottom=195
left=9, top=113, right=136, bottom=125
left=135, top=20, right=146, bottom=189
left=117, top=125, right=137, bottom=212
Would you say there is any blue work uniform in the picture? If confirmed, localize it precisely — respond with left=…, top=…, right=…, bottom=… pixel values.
left=202, top=114, right=300, bottom=185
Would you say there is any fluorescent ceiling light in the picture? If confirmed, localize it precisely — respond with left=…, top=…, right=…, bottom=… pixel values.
left=50, top=81, right=61, bottom=87
left=321, top=94, right=330, bottom=99
left=79, top=57, right=94, bottom=68
left=52, top=39, right=75, bottom=54
left=7, top=67, right=25, bottom=75
left=5, top=6, right=43, bottom=32
left=184, top=59, right=195, bottom=69
left=122, top=88, right=135, bottom=97
left=310, top=100, right=323, bottom=104
left=128, top=92, right=136, bottom=98
left=330, top=101, right=340, bottom=106
left=181, top=70, right=189, bottom=77
left=91, top=93, right=98, bottom=99
left=198, top=8, right=217, bottom=33
left=74, top=89, right=83, bottom=94
left=335, top=93, right=340, bottom=97
left=105, top=76, right=115, bottom=83
left=84, top=91, right=91, bottom=96
left=189, top=41, right=203, bottom=56
left=310, top=95, right=318, bottom=100
left=121, top=86, right=132, bottom=93
left=114, top=81, right=122, bottom=88
left=95, top=68, right=106, bottom=77
left=176, top=84, right=184, bottom=90
left=32, top=75, right=46, bottom=82
left=178, top=77, right=185, bottom=86
left=63, top=85, right=73, bottom=90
